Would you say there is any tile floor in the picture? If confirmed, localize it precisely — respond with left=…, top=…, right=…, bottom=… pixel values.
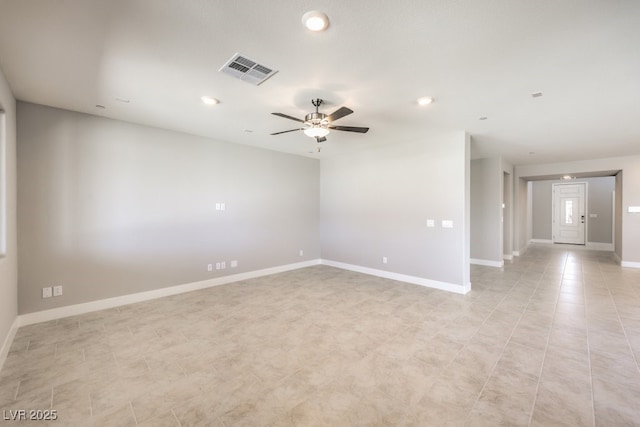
left=1, top=245, right=639, bottom=426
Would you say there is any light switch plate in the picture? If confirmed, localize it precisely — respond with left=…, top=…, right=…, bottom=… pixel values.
left=629, top=206, right=640, bottom=213
left=427, top=219, right=435, bottom=228
left=442, top=220, right=453, bottom=228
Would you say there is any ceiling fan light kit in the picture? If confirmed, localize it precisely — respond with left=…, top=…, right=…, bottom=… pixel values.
left=271, top=98, right=369, bottom=143
left=304, top=125, right=330, bottom=138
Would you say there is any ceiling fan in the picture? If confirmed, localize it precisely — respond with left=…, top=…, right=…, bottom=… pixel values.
left=271, top=98, right=369, bottom=143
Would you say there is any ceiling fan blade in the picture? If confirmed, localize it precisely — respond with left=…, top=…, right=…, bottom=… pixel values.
left=315, top=136, right=327, bottom=143
left=328, top=125, right=369, bottom=133
left=272, top=112, right=305, bottom=123
left=270, top=128, right=304, bottom=135
left=326, top=107, right=353, bottom=122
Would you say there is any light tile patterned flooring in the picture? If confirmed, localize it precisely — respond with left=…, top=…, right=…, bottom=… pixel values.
left=1, top=245, right=640, bottom=426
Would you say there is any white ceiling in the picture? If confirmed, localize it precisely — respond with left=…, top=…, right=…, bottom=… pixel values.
left=1, top=0, right=639, bottom=164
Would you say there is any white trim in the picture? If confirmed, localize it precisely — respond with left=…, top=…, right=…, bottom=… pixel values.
left=513, top=250, right=521, bottom=257
left=470, top=258, right=504, bottom=268
left=613, top=252, right=622, bottom=264
left=503, top=254, right=513, bottom=261
left=17, top=257, right=475, bottom=327
left=528, top=240, right=614, bottom=252
left=18, top=259, right=321, bottom=326
left=320, top=259, right=470, bottom=294
left=0, top=317, right=19, bottom=373
left=621, top=260, right=640, bottom=269
left=585, top=242, right=614, bottom=251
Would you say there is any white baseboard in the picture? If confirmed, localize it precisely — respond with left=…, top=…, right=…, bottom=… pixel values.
left=621, top=260, right=640, bottom=269
left=585, top=242, right=614, bottom=251
left=529, top=239, right=553, bottom=244
left=18, top=259, right=321, bottom=326
left=470, top=258, right=504, bottom=268
left=321, top=259, right=470, bottom=294
left=503, top=254, right=513, bottom=261
left=0, top=317, right=19, bottom=373
left=515, top=244, right=528, bottom=257
left=528, top=240, right=614, bottom=252
left=614, top=252, right=622, bottom=264
left=17, top=257, right=475, bottom=327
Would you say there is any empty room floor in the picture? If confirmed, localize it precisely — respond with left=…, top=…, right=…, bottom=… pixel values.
left=1, top=245, right=639, bottom=426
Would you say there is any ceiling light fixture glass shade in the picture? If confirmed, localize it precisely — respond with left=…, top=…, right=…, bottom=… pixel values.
left=304, top=125, right=330, bottom=138
left=302, top=11, right=329, bottom=31
left=417, top=97, right=433, bottom=106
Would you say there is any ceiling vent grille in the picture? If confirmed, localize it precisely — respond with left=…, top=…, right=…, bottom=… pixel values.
left=219, top=53, right=278, bottom=86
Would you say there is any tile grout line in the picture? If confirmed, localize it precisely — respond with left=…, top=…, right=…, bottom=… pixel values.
left=129, top=401, right=138, bottom=425
left=603, top=271, right=640, bottom=375
left=13, top=380, right=21, bottom=401
left=584, top=256, right=603, bottom=426
left=171, top=408, right=182, bottom=426
left=464, top=255, right=553, bottom=425
left=526, top=251, right=570, bottom=426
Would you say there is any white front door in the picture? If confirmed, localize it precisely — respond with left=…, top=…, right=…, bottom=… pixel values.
left=553, top=183, right=586, bottom=245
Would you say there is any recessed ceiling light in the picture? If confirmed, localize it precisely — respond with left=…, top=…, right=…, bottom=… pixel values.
left=95, top=104, right=106, bottom=109
left=479, top=116, right=488, bottom=120
left=531, top=92, right=543, bottom=98
left=302, top=11, right=329, bottom=31
left=115, top=97, right=130, bottom=103
left=201, top=96, right=219, bottom=106
left=417, top=97, right=433, bottom=106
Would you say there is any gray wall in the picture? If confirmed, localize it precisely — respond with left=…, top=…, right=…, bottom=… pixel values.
left=615, top=172, right=622, bottom=258
left=320, top=131, right=470, bottom=289
left=0, top=66, right=17, bottom=356
left=17, top=102, right=320, bottom=314
left=516, top=178, right=529, bottom=254
left=502, top=161, right=514, bottom=258
left=516, top=157, right=640, bottom=264
left=530, top=177, right=615, bottom=243
left=470, top=158, right=501, bottom=264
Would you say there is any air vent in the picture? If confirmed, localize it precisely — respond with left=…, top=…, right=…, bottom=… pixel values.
left=219, top=53, right=278, bottom=86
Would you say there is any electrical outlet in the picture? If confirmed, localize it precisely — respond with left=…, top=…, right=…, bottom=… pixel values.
left=442, top=220, right=454, bottom=228
left=427, top=219, right=435, bottom=228
left=221, top=261, right=226, bottom=269
left=216, top=262, right=221, bottom=270
left=230, top=260, right=238, bottom=268
left=207, top=264, right=213, bottom=272
left=42, top=287, right=52, bottom=299
left=220, top=203, right=225, bottom=211
left=53, top=285, right=63, bottom=297
left=382, top=257, right=388, bottom=264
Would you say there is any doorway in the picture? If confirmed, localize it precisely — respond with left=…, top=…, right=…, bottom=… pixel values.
left=552, top=182, right=586, bottom=245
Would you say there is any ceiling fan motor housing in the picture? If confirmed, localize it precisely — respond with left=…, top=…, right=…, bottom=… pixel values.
left=304, top=112, right=328, bottom=125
